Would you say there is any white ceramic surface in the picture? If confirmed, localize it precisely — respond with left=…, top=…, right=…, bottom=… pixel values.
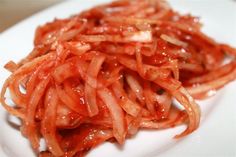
left=0, top=0, right=236, bottom=157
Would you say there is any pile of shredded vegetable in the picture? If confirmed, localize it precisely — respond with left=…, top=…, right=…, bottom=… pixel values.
left=1, top=0, right=236, bottom=156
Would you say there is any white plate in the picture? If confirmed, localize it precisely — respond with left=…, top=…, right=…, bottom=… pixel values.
left=0, top=0, right=236, bottom=157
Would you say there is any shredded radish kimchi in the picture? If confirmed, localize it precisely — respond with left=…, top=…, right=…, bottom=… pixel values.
left=1, top=0, right=236, bottom=156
